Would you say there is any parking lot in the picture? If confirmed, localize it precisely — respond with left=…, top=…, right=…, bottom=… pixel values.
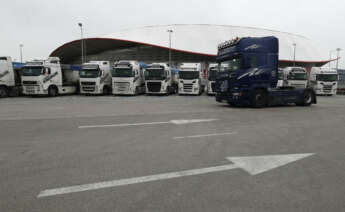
left=1, top=95, right=345, bottom=212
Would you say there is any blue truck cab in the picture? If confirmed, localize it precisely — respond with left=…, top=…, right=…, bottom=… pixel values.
left=215, top=36, right=317, bottom=107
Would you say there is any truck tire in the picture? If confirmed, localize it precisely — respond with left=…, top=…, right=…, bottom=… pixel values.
left=8, top=87, right=20, bottom=97
left=297, top=90, right=313, bottom=106
left=0, top=86, right=8, bottom=98
left=48, top=86, right=58, bottom=97
left=103, top=86, right=110, bottom=95
left=251, top=89, right=267, bottom=108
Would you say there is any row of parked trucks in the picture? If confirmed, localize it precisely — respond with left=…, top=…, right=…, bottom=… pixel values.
left=0, top=56, right=214, bottom=97
left=277, top=67, right=338, bottom=95
left=0, top=47, right=339, bottom=99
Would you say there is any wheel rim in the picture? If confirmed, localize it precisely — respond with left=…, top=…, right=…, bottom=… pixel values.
left=305, top=92, right=312, bottom=104
left=256, top=93, right=265, bottom=106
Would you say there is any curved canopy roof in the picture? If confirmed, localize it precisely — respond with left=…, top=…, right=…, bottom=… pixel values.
left=51, top=24, right=330, bottom=65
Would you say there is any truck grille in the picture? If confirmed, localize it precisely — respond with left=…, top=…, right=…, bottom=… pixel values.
left=115, top=82, right=130, bottom=92
left=82, top=86, right=96, bottom=92
left=291, top=84, right=305, bottom=88
left=323, top=85, right=332, bottom=93
left=22, top=81, right=38, bottom=85
left=147, top=82, right=161, bottom=92
left=24, top=85, right=39, bottom=94
left=81, top=81, right=96, bottom=86
left=183, top=83, right=193, bottom=92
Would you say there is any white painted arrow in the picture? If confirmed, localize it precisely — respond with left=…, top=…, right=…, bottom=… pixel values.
left=37, top=153, right=314, bottom=198
left=78, top=119, right=218, bottom=129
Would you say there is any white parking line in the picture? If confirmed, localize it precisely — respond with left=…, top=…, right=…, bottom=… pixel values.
left=78, top=121, right=169, bottom=129
left=78, top=119, right=218, bottom=129
left=173, top=132, right=238, bottom=140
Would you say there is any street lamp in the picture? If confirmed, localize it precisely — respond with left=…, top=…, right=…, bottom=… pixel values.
left=167, top=29, right=173, bottom=68
left=78, top=23, right=84, bottom=64
left=336, top=48, right=342, bottom=71
left=292, top=43, right=296, bottom=67
left=329, top=49, right=338, bottom=69
left=19, top=44, right=24, bottom=63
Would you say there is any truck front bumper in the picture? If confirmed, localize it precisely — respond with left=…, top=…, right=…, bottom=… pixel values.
left=216, top=91, right=250, bottom=105
left=23, top=85, right=47, bottom=95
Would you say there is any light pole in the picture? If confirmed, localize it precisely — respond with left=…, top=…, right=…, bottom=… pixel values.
left=336, top=48, right=342, bottom=71
left=329, top=49, right=337, bottom=69
left=78, top=23, right=84, bottom=64
left=292, top=43, right=296, bottom=67
left=167, top=29, right=173, bottom=68
left=19, top=44, right=24, bottom=63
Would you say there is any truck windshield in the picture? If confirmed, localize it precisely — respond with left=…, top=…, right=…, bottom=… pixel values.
left=179, top=71, right=199, bottom=80
left=218, top=57, right=242, bottom=72
left=79, top=69, right=100, bottom=78
left=287, top=73, right=307, bottom=80
left=208, top=70, right=218, bottom=81
left=316, top=74, right=338, bottom=82
left=145, top=68, right=166, bottom=80
left=112, top=68, right=134, bottom=77
left=22, top=67, right=44, bottom=76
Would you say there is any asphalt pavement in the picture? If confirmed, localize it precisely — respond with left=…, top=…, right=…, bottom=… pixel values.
left=1, top=94, right=345, bottom=212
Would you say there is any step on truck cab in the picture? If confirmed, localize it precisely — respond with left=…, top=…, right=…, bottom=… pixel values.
left=145, top=63, right=178, bottom=95
left=206, top=64, right=218, bottom=95
left=0, top=56, right=23, bottom=97
left=282, top=67, right=308, bottom=88
left=309, top=67, right=338, bottom=95
left=112, top=61, right=146, bottom=95
left=215, top=36, right=316, bottom=107
left=22, top=57, right=80, bottom=97
left=178, top=63, right=205, bottom=95
left=79, top=61, right=112, bottom=95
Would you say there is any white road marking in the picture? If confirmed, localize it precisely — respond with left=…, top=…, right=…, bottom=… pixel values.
left=170, top=119, right=218, bottom=125
left=173, top=132, right=238, bottom=140
left=78, top=119, right=218, bottom=129
left=38, top=153, right=314, bottom=198
left=227, top=153, right=315, bottom=175
left=38, top=164, right=237, bottom=198
left=78, top=121, right=169, bottom=129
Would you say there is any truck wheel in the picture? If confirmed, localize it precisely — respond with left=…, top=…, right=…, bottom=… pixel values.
left=298, top=90, right=313, bottom=106
left=103, top=86, right=110, bottom=95
left=0, top=86, right=8, bottom=98
left=8, top=88, right=20, bottom=97
left=48, top=86, right=58, bottom=97
left=251, top=90, right=267, bottom=108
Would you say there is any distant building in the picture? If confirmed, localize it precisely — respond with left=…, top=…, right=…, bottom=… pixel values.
left=50, top=24, right=330, bottom=70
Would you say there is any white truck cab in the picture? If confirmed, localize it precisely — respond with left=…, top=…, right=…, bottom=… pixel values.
left=145, top=63, right=177, bottom=95
left=178, top=63, right=205, bottom=95
left=0, top=56, right=22, bottom=97
left=282, top=67, right=308, bottom=88
left=112, top=61, right=146, bottom=95
left=206, top=64, right=218, bottom=95
left=309, top=67, right=338, bottom=95
left=79, top=61, right=112, bottom=95
left=22, top=57, right=79, bottom=97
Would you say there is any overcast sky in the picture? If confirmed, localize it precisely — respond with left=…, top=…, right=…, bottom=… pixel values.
left=1, top=0, right=345, bottom=68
